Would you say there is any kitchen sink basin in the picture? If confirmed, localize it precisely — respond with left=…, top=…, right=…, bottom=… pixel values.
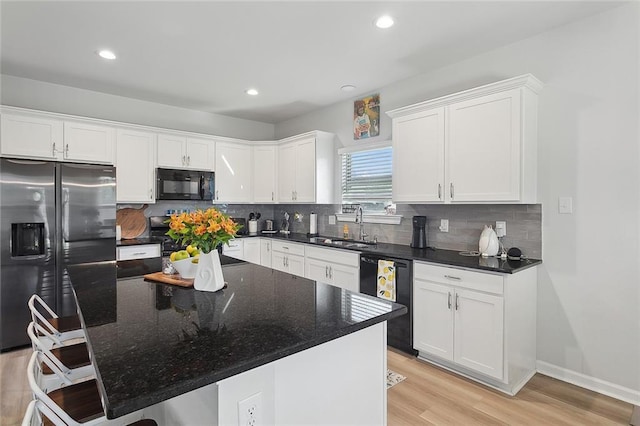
left=315, top=238, right=376, bottom=249
left=345, top=243, right=371, bottom=248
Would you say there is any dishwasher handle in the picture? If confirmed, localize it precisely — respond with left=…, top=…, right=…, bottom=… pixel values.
left=361, top=257, right=409, bottom=268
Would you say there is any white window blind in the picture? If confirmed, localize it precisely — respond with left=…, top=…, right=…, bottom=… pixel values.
left=341, top=146, right=392, bottom=203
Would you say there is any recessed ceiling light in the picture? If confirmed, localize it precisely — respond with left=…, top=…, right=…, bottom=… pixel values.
left=246, top=88, right=259, bottom=96
left=97, top=50, right=116, bottom=60
left=341, top=85, right=356, bottom=92
left=375, top=15, right=394, bottom=29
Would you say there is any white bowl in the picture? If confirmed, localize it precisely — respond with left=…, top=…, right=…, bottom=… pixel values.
left=172, top=257, right=197, bottom=279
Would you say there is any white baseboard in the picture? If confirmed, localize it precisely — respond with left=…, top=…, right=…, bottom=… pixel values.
left=536, top=360, right=640, bottom=406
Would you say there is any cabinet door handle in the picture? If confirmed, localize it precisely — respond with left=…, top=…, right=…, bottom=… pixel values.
left=272, top=192, right=274, bottom=201
left=438, top=183, right=442, bottom=200
left=187, top=156, right=191, bottom=165
left=325, top=265, right=329, bottom=278
left=455, top=293, right=460, bottom=310
left=329, top=266, right=333, bottom=279
left=444, top=275, right=461, bottom=281
left=64, top=144, right=69, bottom=158
left=448, top=292, right=452, bottom=309
left=182, top=155, right=186, bottom=165
left=283, top=256, right=286, bottom=267
left=216, top=190, right=219, bottom=200
left=52, top=142, right=57, bottom=157
left=149, top=189, right=153, bottom=199
left=450, top=183, right=454, bottom=199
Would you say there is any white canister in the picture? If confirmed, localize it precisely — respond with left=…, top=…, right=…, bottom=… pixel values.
left=248, top=220, right=258, bottom=234
left=116, top=225, right=122, bottom=241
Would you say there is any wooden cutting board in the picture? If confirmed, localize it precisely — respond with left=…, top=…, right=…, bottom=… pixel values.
left=116, top=204, right=148, bottom=239
left=144, top=272, right=193, bottom=287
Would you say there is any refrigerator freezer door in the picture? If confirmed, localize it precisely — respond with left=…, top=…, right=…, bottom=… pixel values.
left=0, top=159, right=56, bottom=350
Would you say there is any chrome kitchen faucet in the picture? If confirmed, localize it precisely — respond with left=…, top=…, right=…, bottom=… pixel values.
left=355, top=206, right=367, bottom=242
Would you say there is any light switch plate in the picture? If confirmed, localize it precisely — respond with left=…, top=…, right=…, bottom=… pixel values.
left=495, top=221, right=506, bottom=237
left=559, top=197, right=573, bottom=214
left=439, top=219, right=449, bottom=232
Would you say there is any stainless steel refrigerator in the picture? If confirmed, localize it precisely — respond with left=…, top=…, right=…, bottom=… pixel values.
left=0, top=158, right=116, bottom=351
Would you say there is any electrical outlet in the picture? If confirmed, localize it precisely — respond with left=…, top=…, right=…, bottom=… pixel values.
left=328, top=215, right=336, bottom=225
left=238, top=393, right=262, bottom=426
left=439, top=219, right=449, bottom=232
left=495, top=221, right=506, bottom=237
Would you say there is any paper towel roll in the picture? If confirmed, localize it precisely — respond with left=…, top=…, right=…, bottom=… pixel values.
left=309, top=213, right=318, bottom=235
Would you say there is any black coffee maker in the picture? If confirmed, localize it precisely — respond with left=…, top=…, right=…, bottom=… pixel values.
left=411, top=216, right=428, bottom=249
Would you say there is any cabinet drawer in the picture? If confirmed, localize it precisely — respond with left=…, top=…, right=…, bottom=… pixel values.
left=305, top=246, right=359, bottom=268
left=271, top=240, right=305, bottom=257
left=414, top=262, right=503, bottom=295
left=117, top=244, right=161, bottom=261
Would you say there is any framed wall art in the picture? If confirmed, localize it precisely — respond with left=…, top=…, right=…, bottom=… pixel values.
left=353, top=93, right=380, bottom=140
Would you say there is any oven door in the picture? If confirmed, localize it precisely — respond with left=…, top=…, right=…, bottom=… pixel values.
left=156, top=168, right=214, bottom=200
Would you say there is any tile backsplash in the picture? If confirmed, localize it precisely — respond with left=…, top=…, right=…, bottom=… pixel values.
left=119, top=202, right=542, bottom=259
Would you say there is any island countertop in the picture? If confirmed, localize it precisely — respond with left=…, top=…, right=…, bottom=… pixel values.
left=69, top=259, right=407, bottom=419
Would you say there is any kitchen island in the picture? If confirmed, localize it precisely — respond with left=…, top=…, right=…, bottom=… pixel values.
left=69, top=258, right=406, bottom=425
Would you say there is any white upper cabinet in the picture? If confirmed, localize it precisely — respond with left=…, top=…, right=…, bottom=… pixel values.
left=157, top=133, right=215, bottom=171
left=185, top=137, right=215, bottom=171
left=63, top=121, right=115, bottom=164
left=1, top=109, right=116, bottom=164
left=253, top=144, right=277, bottom=203
left=392, top=107, right=445, bottom=203
left=215, top=141, right=252, bottom=203
left=277, top=131, right=334, bottom=204
left=387, top=74, right=542, bottom=204
left=1, top=112, right=63, bottom=160
left=447, top=90, right=520, bottom=202
left=277, top=142, right=297, bottom=202
left=116, top=128, right=156, bottom=203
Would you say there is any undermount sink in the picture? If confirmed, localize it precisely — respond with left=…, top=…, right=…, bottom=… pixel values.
left=317, top=238, right=375, bottom=249
left=345, top=243, right=371, bottom=248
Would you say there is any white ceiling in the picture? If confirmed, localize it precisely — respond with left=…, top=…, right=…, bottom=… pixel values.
left=0, top=1, right=624, bottom=124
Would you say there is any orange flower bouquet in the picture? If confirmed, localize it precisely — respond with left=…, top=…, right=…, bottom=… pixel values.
left=165, top=208, right=241, bottom=254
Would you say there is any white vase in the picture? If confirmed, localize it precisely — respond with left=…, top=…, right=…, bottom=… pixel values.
left=194, top=250, right=225, bottom=292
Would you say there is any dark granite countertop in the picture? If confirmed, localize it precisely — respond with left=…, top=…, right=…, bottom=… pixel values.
left=69, top=259, right=406, bottom=419
left=116, top=237, right=163, bottom=247
left=242, top=232, right=541, bottom=274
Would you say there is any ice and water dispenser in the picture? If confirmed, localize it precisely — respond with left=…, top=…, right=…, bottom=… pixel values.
left=11, top=223, right=45, bottom=257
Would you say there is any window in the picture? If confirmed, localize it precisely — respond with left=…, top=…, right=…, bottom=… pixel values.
left=341, top=146, right=392, bottom=212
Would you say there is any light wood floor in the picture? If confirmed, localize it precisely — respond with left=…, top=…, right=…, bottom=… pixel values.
left=387, top=349, right=633, bottom=425
left=1, top=347, right=633, bottom=425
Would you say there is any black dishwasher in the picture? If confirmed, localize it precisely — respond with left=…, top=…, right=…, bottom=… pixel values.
left=360, top=254, right=417, bottom=356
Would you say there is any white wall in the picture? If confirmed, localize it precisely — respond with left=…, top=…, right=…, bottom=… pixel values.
left=277, top=4, right=640, bottom=400
left=0, top=75, right=275, bottom=140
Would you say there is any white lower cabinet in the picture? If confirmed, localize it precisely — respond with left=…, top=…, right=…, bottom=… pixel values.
left=271, top=241, right=305, bottom=277
left=304, top=246, right=360, bottom=293
left=260, top=239, right=273, bottom=268
left=222, top=239, right=244, bottom=260
left=243, top=238, right=261, bottom=265
left=413, top=261, right=536, bottom=395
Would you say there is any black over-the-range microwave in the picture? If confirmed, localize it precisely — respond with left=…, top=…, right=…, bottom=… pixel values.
left=156, top=168, right=215, bottom=201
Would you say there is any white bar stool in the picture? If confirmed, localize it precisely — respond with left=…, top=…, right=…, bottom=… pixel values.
left=27, top=322, right=95, bottom=389
left=27, top=352, right=157, bottom=426
left=28, top=295, right=85, bottom=346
